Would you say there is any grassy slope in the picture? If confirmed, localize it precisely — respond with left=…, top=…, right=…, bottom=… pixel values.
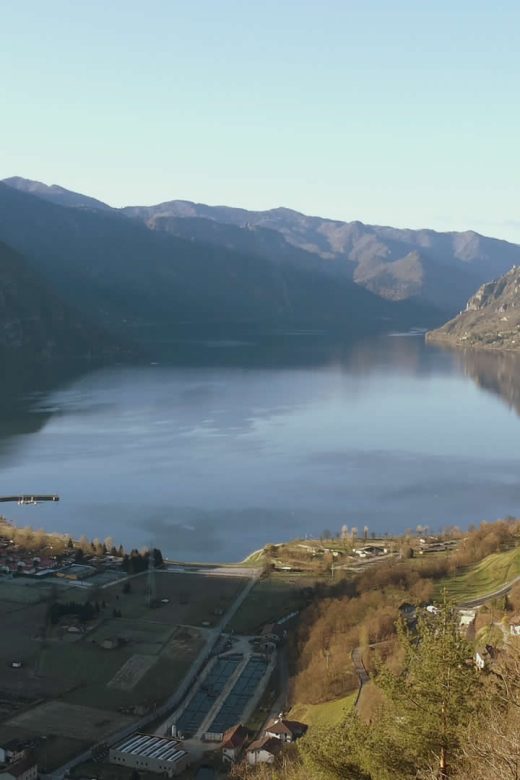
left=288, top=693, right=356, bottom=727
left=438, top=547, right=520, bottom=601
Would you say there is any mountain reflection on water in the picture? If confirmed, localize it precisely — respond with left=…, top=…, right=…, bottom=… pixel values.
left=455, top=348, right=520, bottom=419
left=0, top=335, right=519, bottom=562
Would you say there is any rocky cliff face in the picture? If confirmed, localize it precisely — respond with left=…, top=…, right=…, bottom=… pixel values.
left=427, top=266, right=520, bottom=349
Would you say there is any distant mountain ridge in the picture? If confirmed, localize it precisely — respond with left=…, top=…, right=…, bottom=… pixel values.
left=5, top=177, right=520, bottom=317
left=3, top=176, right=111, bottom=211
left=427, top=265, right=520, bottom=350
left=0, top=182, right=430, bottom=357
left=3, top=176, right=520, bottom=354
left=121, top=198, right=520, bottom=313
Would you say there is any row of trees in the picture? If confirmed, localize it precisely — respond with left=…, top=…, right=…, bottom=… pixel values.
left=121, top=547, right=164, bottom=574
left=47, top=599, right=99, bottom=625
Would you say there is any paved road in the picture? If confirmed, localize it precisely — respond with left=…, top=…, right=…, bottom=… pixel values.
left=165, top=563, right=261, bottom=579
left=351, top=646, right=369, bottom=709
left=457, top=575, right=520, bottom=608
left=47, top=571, right=260, bottom=779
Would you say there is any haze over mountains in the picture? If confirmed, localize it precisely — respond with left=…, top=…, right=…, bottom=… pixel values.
left=2, top=175, right=520, bottom=364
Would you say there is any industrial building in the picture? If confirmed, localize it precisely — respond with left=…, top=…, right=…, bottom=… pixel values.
left=109, top=733, right=189, bottom=777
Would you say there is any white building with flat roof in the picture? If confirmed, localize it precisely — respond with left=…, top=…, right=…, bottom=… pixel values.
left=109, top=733, right=189, bottom=777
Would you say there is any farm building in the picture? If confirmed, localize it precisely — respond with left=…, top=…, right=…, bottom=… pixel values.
left=109, top=733, right=189, bottom=777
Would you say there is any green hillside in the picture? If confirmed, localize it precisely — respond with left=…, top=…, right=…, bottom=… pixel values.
left=439, top=546, right=520, bottom=602
left=288, top=693, right=356, bottom=727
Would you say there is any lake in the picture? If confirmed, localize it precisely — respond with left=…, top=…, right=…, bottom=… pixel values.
left=1, top=335, right=520, bottom=561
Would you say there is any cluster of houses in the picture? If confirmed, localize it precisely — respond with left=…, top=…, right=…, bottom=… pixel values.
left=221, top=716, right=307, bottom=767
left=0, top=536, right=61, bottom=576
left=108, top=718, right=307, bottom=777
left=417, top=538, right=459, bottom=555
left=0, top=533, right=123, bottom=581
left=0, top=741, right=37, bottom=780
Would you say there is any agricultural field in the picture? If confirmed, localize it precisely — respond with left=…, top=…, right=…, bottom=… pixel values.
left=101, top=570, right=246, bottom=626
left=6, top=700, right=133, bottom=741
left=227, top=572, right=318, bottom=634
left=0, top=570, right=247, bottom=771
left=439, top=546, right=520, bottom=602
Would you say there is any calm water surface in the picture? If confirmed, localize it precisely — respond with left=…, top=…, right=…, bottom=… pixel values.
left=1, top=335, right=520, bottom=561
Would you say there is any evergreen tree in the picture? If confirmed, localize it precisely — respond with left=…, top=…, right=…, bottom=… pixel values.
left=373, top=597, right=478, bottom=779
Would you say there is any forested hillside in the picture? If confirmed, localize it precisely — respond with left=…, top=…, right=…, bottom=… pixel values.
left=231, top=520, right=520, bottom=779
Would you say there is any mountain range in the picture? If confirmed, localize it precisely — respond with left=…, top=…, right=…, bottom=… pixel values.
left=2, top=175, right=520, bottom=363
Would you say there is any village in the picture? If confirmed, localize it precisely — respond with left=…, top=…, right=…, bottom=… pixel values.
left=1, top=515, right=520, bottom=780
left=0, top=516, right=315, bottom=780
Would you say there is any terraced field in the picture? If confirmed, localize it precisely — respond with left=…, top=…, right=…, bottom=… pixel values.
left=439, top=546, right=520, bottom=602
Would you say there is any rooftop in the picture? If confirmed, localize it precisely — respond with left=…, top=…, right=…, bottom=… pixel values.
left=113, top=733, right=187, bottom=765
left=265, top=718, right=307, bottom=737
left=221, top=723, right=248, bottom=749
left=247, top=736, right=283, bottom=755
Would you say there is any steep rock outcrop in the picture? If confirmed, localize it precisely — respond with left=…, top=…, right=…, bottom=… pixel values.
left=427, top=266, right=520, bottom=350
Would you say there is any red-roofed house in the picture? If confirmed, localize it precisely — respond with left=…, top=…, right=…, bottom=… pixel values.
left=221, top=724, right=249, bottom=763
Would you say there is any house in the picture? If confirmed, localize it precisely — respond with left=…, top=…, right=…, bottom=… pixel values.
left=0, top=757, right=37, bottom=780
left=264, top=718, right=307, bottom=743
left=221, top=724, right=249, bottom=763
left=509, top=615, right=520, bottom=636
left=246, top=736, right=283, bottom=765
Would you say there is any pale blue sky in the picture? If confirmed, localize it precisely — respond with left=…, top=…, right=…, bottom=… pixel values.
left=1, top=1, right=519, bottom=241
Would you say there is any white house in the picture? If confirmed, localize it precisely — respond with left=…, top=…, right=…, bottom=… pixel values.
left=246, top=736, right=282, bottom=765
left=264, top=718, right=307, bottom=743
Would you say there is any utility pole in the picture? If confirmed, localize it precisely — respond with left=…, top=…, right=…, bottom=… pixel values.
left=147, top=548, right=156, bottom=608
